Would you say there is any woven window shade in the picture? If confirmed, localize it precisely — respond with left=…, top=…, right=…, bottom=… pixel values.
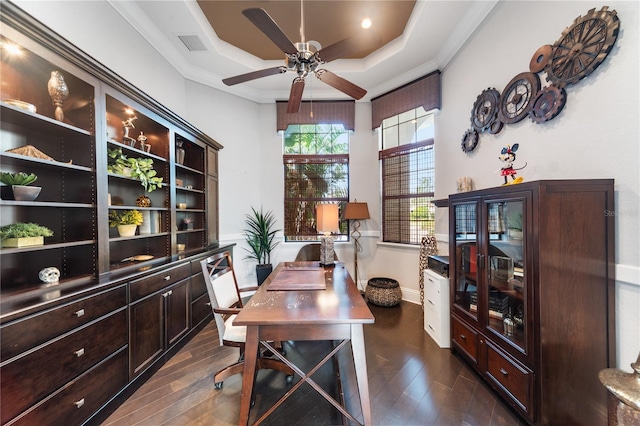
left=277, top=100, right=355, bottom=131
left=283, top=154, right=349, bottom=241
left=371, top=71, right=441, bottom=129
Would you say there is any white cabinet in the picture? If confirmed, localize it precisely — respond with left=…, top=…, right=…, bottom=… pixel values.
left=423, top=269, right=450, bottom=348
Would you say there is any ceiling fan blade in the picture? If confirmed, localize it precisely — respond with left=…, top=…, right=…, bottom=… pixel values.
left=316, top=30, right=381, bottom=63
left=243, top=8, right=298, bottom=55
left=287, top=78, right=305, bottom=113
left=316, top=69, right=366, bottom=100
left=222, top=67, right=287, bottom=86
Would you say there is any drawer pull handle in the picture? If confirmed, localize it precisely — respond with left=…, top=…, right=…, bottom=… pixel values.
left=74, top=309, right=85, bottom=318
left=163, top=290, right=173, bottom=298
left=163, top=275, right=171, bottom=281
left=428, top=278, right=434, bottom=283
left=428, top=299, right=435, bottom=305
left=428, top=324, right=435, bottom=331
left=205, top=302, right=211, bottom=307
left=460, top=334, right=467, bottom=340
left=74, top=348, right=85, bottom=357
left=74, top=398, right=85, bottom=409
left=499, top=368, right=508, bottom=376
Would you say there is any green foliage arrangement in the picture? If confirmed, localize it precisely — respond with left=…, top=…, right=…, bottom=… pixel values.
left=107, top=147, right=163, bottom=192
left=243, top=207, right=280, bottom=265
left=109, top=209, right=143, bottom=227
left=0, top=172, right=38, bottom=186
left=0, top=222, right=53, bottom=239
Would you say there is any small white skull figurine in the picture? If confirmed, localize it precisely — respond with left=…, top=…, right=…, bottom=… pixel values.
left=39, top=267, right=60, bottom=284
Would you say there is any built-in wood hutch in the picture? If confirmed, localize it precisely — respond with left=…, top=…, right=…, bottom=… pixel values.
left=0, top=3, right=230, bottom=424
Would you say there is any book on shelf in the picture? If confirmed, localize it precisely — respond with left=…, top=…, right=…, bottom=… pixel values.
left=468, top=304, right=503, bottom=319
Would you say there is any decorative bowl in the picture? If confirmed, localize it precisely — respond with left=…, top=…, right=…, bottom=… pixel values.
left=11, top=185, right=41, bottom=201
left=3, top=99, right=37, bottom=113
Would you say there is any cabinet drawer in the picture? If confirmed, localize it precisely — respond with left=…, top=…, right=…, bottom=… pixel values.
left=191, top=271, right=207, bottom=301
left=0, top=310, right=127, bottom=424
left=130, top=262, right=191, bottom=301
left=452, top=315, right=478, bottom=364
left=1, top=285, right=126, bottom=362
left=8, top=349, right=128, bottom=426
left=486, top=342, right=533, bottom=416
left=192, top=293, right=212, bottom=327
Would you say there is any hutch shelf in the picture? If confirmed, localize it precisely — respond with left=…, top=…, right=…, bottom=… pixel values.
left=448, top=179, right=615, bottom=425
left=0, top=3, right=228, bottom=425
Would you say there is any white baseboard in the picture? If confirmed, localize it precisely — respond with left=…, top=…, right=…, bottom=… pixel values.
left=401, top=287, right=421, bottom=305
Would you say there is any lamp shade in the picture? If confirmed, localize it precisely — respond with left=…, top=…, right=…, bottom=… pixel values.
left=316, top=204, right=339, bottom=233
left=344, top=202, right=370, bottom=220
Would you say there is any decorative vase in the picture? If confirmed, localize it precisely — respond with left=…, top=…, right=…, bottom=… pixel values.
left=117, top=224, right=137, bottom=237
left=136, top=195, right=151, bottom=207
left=176, top=140, right=185, bottom=165
left=47, top=71, right=69, bottom=122
left=139, top=211, right=151, bottom=235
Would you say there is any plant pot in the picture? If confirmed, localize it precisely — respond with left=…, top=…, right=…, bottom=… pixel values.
left=12, top=185, right=42, bottom=201
left=256, top=264, right=273, bottom=286
left=117, top=224, right=137, bottom=237
left=2, top=236, right=44, bottom=248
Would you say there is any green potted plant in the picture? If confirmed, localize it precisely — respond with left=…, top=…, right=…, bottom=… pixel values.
left=107, top=147, right=163, bottom=192
left=0, top=222, right=53, bottom=247
left=109, top=209, right=143, bottom=237
left=243, top=206, right=280, bottom=285
left=0, top=171, right=41, bottom=201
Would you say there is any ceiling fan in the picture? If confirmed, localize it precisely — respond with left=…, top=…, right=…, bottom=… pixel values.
left=222, top=3, right=379, bottom=113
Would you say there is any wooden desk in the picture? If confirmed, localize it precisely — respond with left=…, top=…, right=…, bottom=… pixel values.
left=233, top=262, right=375, bottom=425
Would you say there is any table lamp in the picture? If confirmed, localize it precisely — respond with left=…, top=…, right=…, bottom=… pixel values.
left=344, top=201, right=370, bottom=288
left=316, top=203, right=339, bottom=266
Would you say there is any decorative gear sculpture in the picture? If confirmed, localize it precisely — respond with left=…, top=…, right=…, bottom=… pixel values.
left=529, top=86, right=567, bottom=123
left=545, top=7, right=620, bottom=88
left=530, top=45, right=553, bottom=73
left=498, top=72, right=540, bottom=124
left=489, top=119, right=504, bottom=135
left=461, top=128, right=479, bottom=153
left=470, top=88, right=501, bottom=132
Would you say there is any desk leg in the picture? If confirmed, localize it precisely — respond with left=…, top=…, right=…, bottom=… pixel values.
left=352, top=324, right=372, bottom=425
left=239, top=326, right=259, bottom=426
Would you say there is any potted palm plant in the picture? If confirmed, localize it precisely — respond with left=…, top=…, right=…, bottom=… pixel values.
left=109, top=209, right=143, bottom=237
left=243, top=207, right=280, bottom=285
left=0, top=172, right=41, bottom=201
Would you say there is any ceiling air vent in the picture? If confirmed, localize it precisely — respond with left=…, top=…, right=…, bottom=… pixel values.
left=178, top=35, right=207, bottom=52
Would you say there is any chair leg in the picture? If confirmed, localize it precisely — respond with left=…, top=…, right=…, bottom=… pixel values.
left=214, top=361, right=245, bottom=389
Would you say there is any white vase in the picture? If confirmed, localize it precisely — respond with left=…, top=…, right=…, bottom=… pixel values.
left=117, top=224, right=137, bottom=237
left=139, top=211, right=151, bottom=235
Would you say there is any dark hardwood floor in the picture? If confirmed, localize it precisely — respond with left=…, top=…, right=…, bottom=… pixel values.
left=102, top=301, right=525, bottom=426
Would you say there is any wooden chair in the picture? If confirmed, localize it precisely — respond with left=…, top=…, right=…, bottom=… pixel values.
left=294, top=243, right=339, bottom=261
left=200, top=251, right=293, bottom=389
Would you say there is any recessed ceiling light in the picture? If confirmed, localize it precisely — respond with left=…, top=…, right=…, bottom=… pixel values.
left=361, top=18, right=372, bottom=29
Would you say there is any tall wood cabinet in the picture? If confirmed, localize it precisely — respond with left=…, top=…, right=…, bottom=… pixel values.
left=448, top=180, right=615, bottom=425
left=0, top=4, right=229, bottom=425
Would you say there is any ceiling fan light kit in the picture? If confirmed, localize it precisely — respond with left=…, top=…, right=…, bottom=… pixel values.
left=223, top=5, right=378, bottom=113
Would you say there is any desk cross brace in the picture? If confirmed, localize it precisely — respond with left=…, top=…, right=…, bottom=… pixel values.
left=255, top=339, right=363, bottom=426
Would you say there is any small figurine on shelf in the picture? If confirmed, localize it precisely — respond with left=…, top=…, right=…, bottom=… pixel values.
left=122, top=115, right=138, bottom=146
left=138, top=131, right=151, bottom=153
left=497, top=143, right=526, bottom=185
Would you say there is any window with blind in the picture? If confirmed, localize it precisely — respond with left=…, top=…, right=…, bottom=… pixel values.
left=380, top=107, right=435, bottom=244
left=283, top=124, right=350, bottom=242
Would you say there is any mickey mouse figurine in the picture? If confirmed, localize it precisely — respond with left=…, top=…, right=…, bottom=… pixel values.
left=498, top=143, right=526, bottom=185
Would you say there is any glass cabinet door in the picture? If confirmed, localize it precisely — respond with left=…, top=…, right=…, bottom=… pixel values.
left=485, top=199, right=526, bottom=350
left=453, top=202, right=479, bottom=321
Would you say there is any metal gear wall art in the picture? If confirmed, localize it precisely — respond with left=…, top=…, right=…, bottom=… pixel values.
left=545, top=7, right=620, bottom=88
left=471, top=88, right=501, bottom=133
left=529, top=86, right=567, bottom=123
left=459, top=6, right=620, bottom=153
left=498, top=72, right=541, bottom=124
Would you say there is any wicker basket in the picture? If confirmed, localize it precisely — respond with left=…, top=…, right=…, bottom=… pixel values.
left=365, top=277, right=401, bottom=307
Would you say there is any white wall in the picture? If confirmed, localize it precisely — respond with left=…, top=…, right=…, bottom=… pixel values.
left=12, top=0, right=639, bottom=370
